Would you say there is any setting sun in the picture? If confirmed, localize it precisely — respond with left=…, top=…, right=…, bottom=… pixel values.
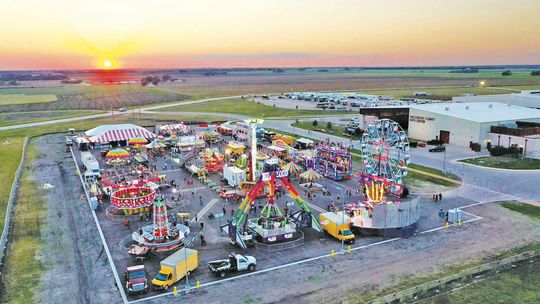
left=103, top=60, right=112, bottom=68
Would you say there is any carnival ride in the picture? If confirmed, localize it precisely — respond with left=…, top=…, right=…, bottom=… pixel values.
left=130, top=196, right=190, bottom=254
left=202, top=148, right=224, bottom=173
left=349, top=118, right=417, bottom=236
left=314, top=145, right=352, bottom=180
left=359, top=118, right=410, bottom=197
left=223, top=159, right=322, bottom=249
left=108, top=187, right=156, bottom=217
left=198, top=129, right=221, bottom=143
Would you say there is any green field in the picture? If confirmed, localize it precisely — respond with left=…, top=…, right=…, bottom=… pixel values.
left=159, top=98, right=350, bottom=118
left=1, top=145, right=45, bottom=304
left=0, top=110, right=104, bottom=127
left=459, top=156, right=540, bottom=170
left=420, top=260, right=540, bottom=304
left=360, top=242, right=540, bottom=303
left=501, top=201, right=540, bottom=220
left=292, top=121, right=361, bottom=140
left=0, top=94, right=57, bottom=105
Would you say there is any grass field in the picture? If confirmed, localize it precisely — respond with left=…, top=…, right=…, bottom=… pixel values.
left=459, top=156, right=540, bottom=170
left=501, top=201, right=540, bottom=220
left=420, top=259, right=540, bottom=304
left=159, top=98, right=350, bottom=118
left=292, top=121, right=361, bottom=140
left=0, top=94, right=57, bottom=105
left=1, top=145, right=45, bottom=304
left=0, top=110, right=104, bottom=127
left=360, top=241, right=540, bottom=303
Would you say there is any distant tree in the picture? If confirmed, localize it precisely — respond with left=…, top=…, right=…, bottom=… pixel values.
left=151, top=76, right=161, bottom=86
left=531, top=71, right=540, bottom=76
left=162, top=74, right=172, bottom=82
left=327, top=121, right=332, bottom=129
left=312, top=120, right=318, bottom=127
left=501, top=70, right=512, bottom=76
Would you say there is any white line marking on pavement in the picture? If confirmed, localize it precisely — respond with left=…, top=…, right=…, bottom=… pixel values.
left=191, top=198, right=219, bottom=222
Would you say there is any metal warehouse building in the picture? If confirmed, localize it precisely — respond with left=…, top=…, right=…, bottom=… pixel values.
left=407, top=102, right=540, bottom=147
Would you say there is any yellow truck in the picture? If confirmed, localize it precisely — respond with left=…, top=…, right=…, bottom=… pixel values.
left=319, top=211, right=355, bottom=243
left=152, top=248, right=198, bottom=290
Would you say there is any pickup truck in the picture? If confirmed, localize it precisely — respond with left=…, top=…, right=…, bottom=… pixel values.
left=208, top=253, right=256, bottom=278
left=124, top=265, right=148, bottom=294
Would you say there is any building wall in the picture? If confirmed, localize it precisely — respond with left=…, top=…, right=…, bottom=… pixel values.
left=408, top=108, right=481, bottom=147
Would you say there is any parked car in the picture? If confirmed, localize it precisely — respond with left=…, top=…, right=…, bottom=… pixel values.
left=417, top=141, right=427, bottom=147
left=429, top=146, right=446, bottom=152
left=119, top=107, right=127, bottom=112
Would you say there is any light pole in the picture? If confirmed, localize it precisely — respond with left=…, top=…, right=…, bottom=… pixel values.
left=184, top=245, right=190, bottom=293
left=336, top=187, right=345, bottom=253
left=442, top=146, right=447, bottom=174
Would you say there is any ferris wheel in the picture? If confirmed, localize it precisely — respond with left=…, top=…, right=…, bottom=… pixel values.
left=360, top=118, right=410, bottom=185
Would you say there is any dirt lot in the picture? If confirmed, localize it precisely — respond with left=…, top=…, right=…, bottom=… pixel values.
left=31, top=136, right=119, bottom=304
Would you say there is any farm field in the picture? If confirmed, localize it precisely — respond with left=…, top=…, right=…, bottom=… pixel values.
left=0, top=94, right=57, bottom=105
left=158, top=98, right=350, bottom=118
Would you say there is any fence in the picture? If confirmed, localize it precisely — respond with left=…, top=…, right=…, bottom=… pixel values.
left=254, top=230, right=305, bottom=252
left=367, top=249, right=540, bottom=304
left=0, top=136, right=29, bottom=274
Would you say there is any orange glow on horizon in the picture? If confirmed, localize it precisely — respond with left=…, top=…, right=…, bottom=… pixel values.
left=0, top=0, right=539, bottom=70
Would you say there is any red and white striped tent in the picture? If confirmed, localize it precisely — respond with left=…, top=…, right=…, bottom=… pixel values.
left=85, top=124, right=156, bottom=143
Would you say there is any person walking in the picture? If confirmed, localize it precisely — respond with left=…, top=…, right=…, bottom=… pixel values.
left=223, top=206, right=226, bottom=215
left=199, top=196, right=203, bottom=206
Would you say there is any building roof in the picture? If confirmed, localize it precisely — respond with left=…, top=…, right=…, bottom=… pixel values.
left=410, top=102, right=540, bottom=123
left=453, top=92, right=540, bottom=109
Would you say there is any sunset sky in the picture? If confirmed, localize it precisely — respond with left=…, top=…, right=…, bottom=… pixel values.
left=1, top=0, right=539, bottom=70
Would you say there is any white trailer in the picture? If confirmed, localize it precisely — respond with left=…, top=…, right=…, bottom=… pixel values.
left=223, top=166, right=246, bottom=187
left=81, top=151, right=101, bottom=177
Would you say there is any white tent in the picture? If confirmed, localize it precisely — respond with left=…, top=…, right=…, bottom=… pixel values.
left=85, top=124, right=155, bottom=143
